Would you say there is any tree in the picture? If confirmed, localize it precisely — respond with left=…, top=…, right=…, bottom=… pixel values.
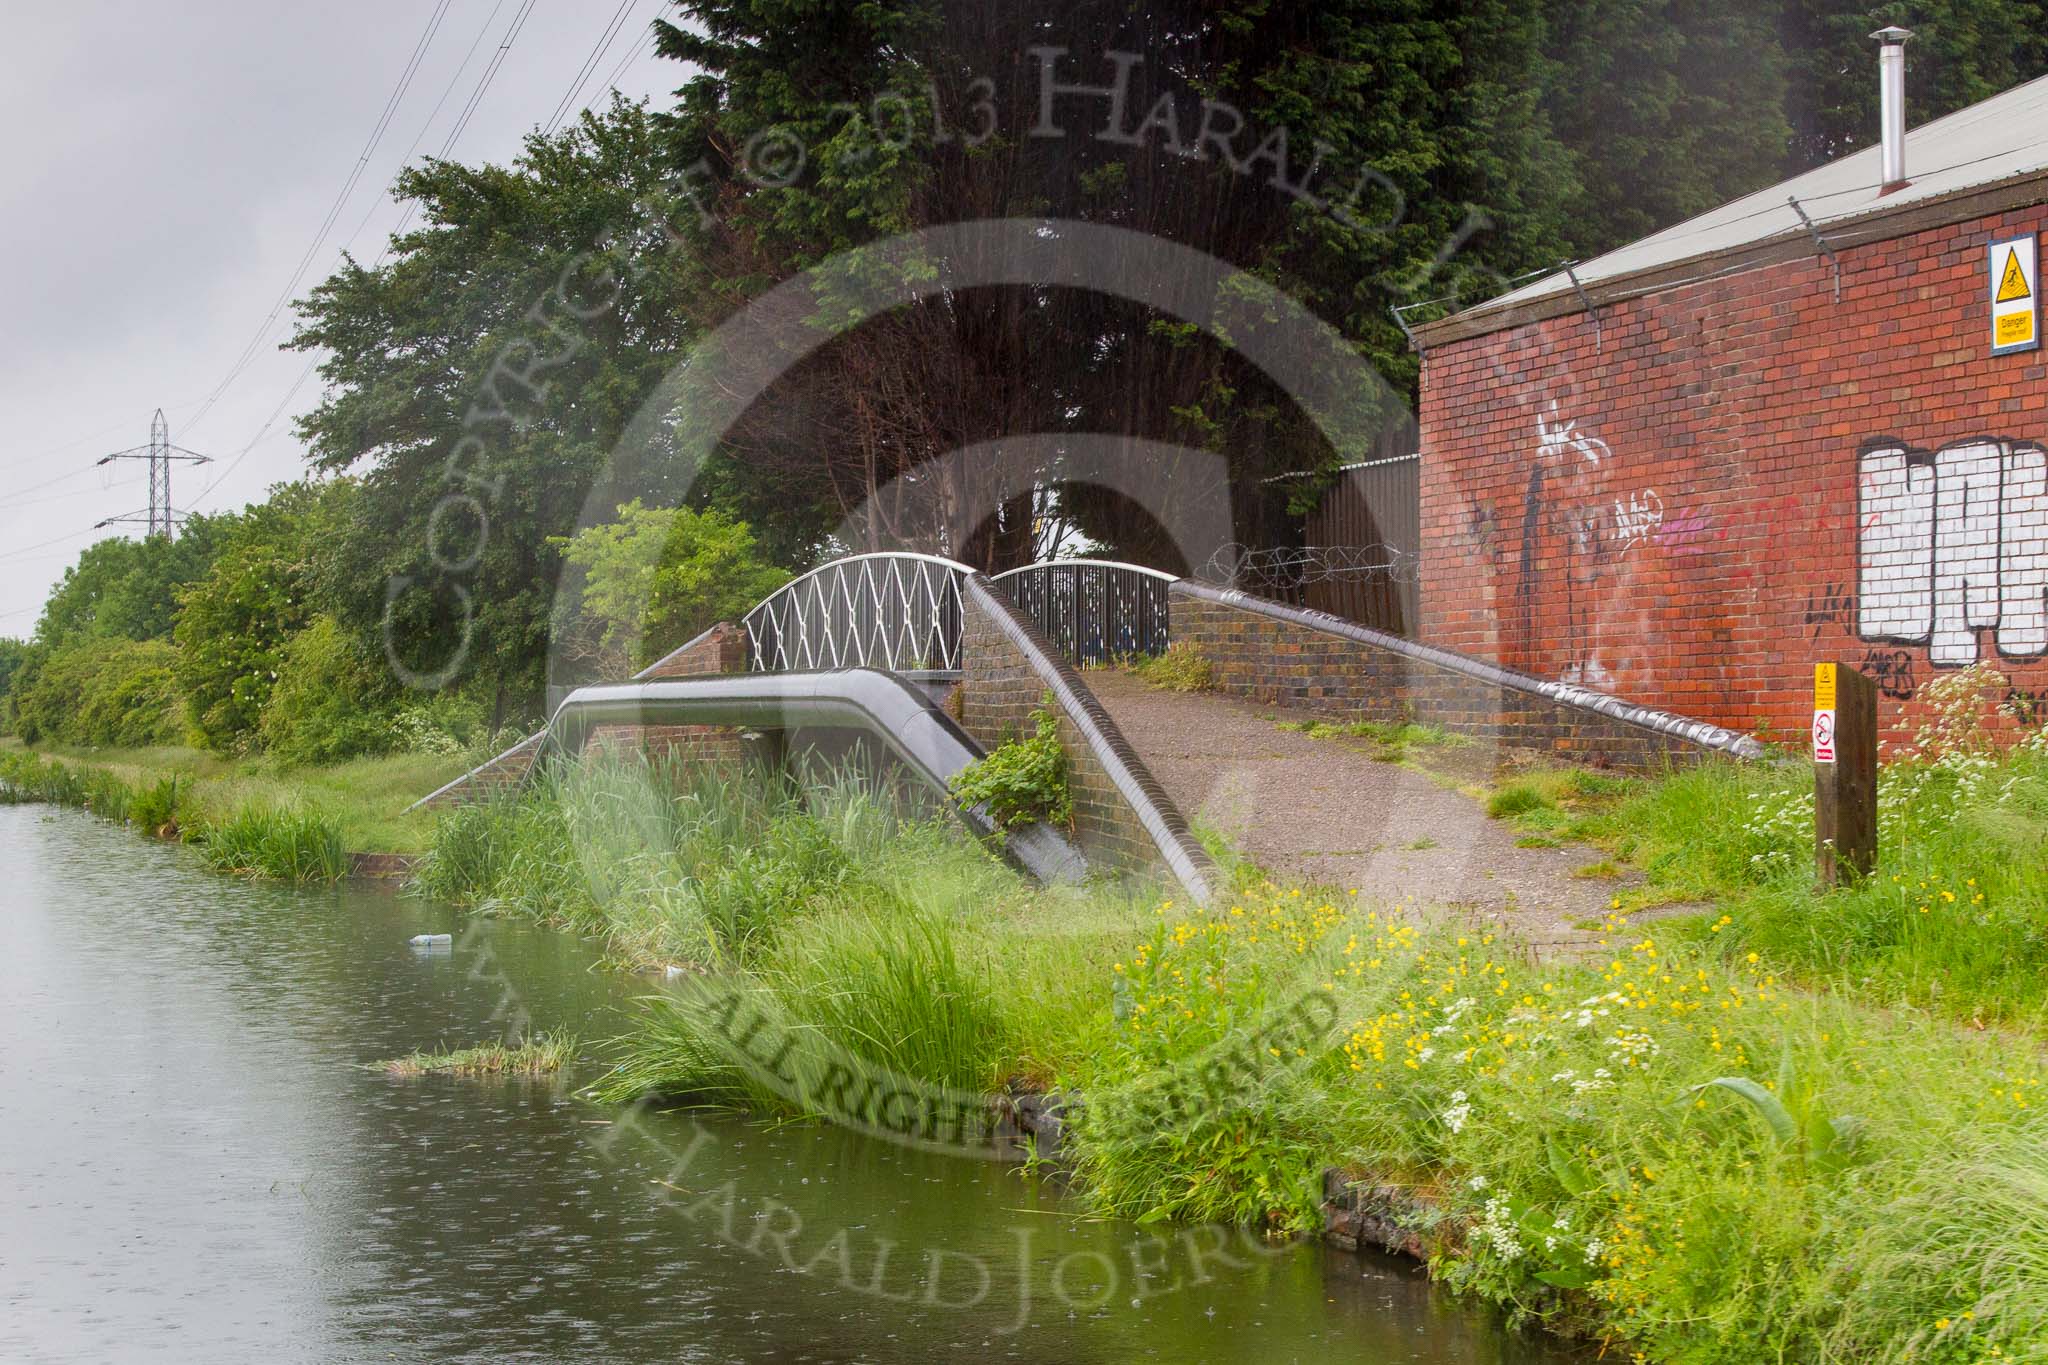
left=173, top=482, right=350, bottom=752
left=288, top=100, right=704, bottom=720
left=10, top=639, right=183, bottom=749
left=553, top=499, right=789, bottom=675
left=256, top=615, right=401, bottom=767
left=1539, top=0, right=1791, bottom=253
left=652, top=1, right=1583, bottom=568
left=34, top=518, right=232, bottom=650
left=1780, top=0, right=2048, bottom=171
left=0, top=637, right=27, bottom=715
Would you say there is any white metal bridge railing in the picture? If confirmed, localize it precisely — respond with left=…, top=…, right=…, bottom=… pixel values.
left=988, top=559, right=1177, bottom=669
left=741, top=553, right=1180, bottom=676
left=743, top=552, right=971, bottom=674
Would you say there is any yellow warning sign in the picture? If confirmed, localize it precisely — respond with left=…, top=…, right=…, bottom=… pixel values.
left=1991, top=234, right=2040, bottom=355
left=1815, top=662, right=1838, bottom=711
left=1998, top=248, right=2033, bottom=303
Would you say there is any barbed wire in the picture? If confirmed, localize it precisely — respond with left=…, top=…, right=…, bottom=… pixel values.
left=1198, top=542, right=1420, bottom=592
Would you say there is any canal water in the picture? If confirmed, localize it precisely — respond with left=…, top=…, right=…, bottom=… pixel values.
left=0, top=805, right=1578, bottom=1363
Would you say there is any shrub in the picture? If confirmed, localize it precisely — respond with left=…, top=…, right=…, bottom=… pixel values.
left=10, top=638, right=184, bottom=747
left=552, top=500, right=790, bottom=674
left=172, top=486, right=346, bottom=751
left=256, top=616, right=399, bottom=766
left=1130, top=641, right=1214, bottom=692
left=949, top=701, right=1073, bottom=830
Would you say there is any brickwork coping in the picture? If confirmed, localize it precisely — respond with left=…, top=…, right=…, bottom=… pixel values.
left=959, top=574, right=1218, bottom=905
left=1172, top=579, right=1764, bottom=766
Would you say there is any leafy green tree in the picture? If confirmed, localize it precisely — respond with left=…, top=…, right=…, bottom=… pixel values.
left=34, top=519, right=232, bottom=650
left=1539, top=0, right=1792, bottom=252
left=11, top=639, right=184, bottom=748
left=1780, top=0, right=2048, bottom=171
left=173, top=482, right=351, bottom=753
left=288, top=100, right=702, bottom=720
left=653, top=1, right=1583, bottom=564
left=0, top=637, right=27, bottom=724
left=553, top=499, right=789, bottom=674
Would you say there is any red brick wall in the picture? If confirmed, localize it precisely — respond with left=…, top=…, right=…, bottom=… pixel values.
left=634, top=621, right=750, bottom=679
left=1419, top=203, right=2048, bottom=747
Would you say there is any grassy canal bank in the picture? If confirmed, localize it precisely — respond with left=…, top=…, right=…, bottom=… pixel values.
left=415, top=739, right=2048, bottom=1364
left=0, top=740, right=466, bottom=877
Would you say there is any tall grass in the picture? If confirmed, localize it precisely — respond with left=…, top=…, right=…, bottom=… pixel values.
left=196, top=806, right=349, bottom=882
left=416, top=750, right=1001, bottom=969
left=0, top=747, right=347, bottom=882
left=432, top=734, right=2048, bottom=1363
left=1537, top=703, right=2048, bottom=1027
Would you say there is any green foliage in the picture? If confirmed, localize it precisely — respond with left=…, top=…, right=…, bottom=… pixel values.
left=1486, top=782, right=1554, bottom=820
left=33, top=521, right=232, bottom=650
left=288, top=101, right=699, bottom=707
left=173, top=482, right=350, bottom=752
left=948, top=702, right=1073, bottom=830
left=126, top=775, right=195, bottom=837
left=1565, top=712, right=2048, bottom=1027
left=1129, top=641, right=1214, bottom=693
left=256, top=615, right=399, bottom=767
left=9, top=639, right=184, bottom=748
left=376, top=1033, right=575, bottom=1077
left=417, top=752, right=976, bottom=967
left=552, top=499, right=789, bottom=674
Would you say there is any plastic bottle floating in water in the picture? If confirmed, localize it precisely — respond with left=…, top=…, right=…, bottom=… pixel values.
left=408, top=933, right=453, bottom=949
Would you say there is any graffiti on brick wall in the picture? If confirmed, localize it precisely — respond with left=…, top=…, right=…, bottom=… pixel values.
left=1857, top=436, right=2048, bottom=667
left=1518, top=403, right=1635, bottom=690
left=1804, top=582, right=1855, bottom=639
left=2006, top=686, right=2048, bottom=728
left=1860, top=647, right=1918, bottom=700
left=1613, top=490, right=1664, bottom=552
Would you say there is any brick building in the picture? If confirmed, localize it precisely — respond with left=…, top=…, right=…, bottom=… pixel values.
left=1413, top=43, right=2047, bottom=745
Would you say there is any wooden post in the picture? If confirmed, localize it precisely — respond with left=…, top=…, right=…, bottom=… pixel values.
left=1813, top=661, right=1877, bottom=885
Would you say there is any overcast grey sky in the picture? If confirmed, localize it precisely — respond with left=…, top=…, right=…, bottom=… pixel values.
left=0, top=0, right=681, bottom=631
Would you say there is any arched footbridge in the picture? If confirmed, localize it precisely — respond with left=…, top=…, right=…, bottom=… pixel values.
left=417, top=551, right=1760, bottom=915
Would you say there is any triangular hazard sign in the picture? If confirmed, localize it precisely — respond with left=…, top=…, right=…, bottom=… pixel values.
left=1997, top=247, right=2032, bottom=303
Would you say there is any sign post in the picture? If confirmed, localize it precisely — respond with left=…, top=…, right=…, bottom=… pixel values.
left=1813, top=662, right=1877, bottom=885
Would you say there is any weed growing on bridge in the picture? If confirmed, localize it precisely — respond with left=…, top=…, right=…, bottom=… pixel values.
left=947, top=702, right=1074, bottom=831
left=1128, top=641, right=1215, bottom=693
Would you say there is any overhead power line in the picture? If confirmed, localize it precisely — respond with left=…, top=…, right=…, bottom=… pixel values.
left=193, top=0, right=546, bottom=518
left=542, top=0, right=639, bottom=136
left=438, top=0, right=540, bottom=160
left=178, top=0, right=455, bottom=443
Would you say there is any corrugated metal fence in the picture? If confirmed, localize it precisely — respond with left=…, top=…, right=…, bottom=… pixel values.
left=1294, top=454, right=1421, bottom=635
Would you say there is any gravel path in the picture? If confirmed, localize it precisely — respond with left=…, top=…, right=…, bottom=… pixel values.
left=1087, top=669, right=1641, bottom=949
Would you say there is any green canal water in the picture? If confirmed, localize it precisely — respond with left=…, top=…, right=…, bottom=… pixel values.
left=0, top=804, right=1581, bottom=1363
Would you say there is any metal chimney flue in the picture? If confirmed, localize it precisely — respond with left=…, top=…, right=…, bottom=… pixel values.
left=1872, top=26, right=1913, bottom=191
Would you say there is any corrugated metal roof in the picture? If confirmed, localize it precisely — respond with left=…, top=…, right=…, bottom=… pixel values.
left=1470, top=69, right=2048, bottom=316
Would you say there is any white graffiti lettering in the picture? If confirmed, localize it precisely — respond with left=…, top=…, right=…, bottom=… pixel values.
left=1857, top=437, right=2048, bottom=666
left=1613, top=490, right=1663, bottom=552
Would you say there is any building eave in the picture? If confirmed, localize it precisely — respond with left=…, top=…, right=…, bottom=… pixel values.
left=1412, top=166, right=2048, bottom=351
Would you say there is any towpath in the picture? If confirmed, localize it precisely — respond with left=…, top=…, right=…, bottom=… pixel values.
left=1086, top=669, right=1648, bottom=950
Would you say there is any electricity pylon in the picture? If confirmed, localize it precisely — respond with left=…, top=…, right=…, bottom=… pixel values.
left=96, top=409, right=211, bottom=540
